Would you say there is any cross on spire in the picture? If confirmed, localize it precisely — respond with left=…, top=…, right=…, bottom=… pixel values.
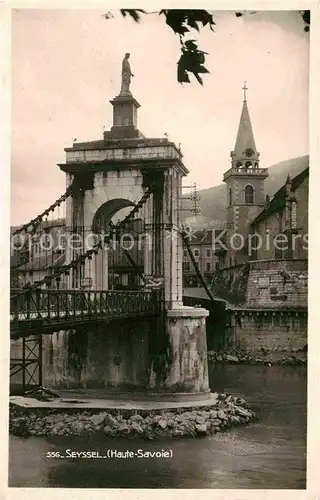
left=242, top=81, right=248, bottom=102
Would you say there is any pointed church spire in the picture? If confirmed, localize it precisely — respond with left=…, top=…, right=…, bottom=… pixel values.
left=231, top=83, right=259, bottom=168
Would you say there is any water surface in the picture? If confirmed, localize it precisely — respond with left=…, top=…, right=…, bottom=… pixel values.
left=9, top=364, right=307, bottom=488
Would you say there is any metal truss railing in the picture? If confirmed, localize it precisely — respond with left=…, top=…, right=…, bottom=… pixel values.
left=10, top=289, right=161, bottom=337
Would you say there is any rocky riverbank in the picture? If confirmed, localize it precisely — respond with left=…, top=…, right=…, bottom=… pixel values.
left=208, top=348, right=307, bottom=365
left=9, top=393, right=257, bottom=440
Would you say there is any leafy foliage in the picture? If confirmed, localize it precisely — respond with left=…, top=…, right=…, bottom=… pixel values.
left=119, top=9, right=146, bottom=23
left=117, top=9, right=215, bottom=85
left=159, top=10, right=215, bottom=85
left=106, top=9, right=309, bottom=85
left=177, top=39, right=209, bottom=85
left=300, top=10, right=310, bottom=31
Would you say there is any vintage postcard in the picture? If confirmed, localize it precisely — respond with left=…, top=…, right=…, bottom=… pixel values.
left=1, top=1, right=319, bottom=498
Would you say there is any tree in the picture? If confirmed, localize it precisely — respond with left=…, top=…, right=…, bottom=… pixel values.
left=104, top=9, right=310, bottom=85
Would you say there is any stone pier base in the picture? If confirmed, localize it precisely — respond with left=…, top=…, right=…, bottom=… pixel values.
left=39, top=306, right=209, bottom=401
left=159, top=306, right=210, bottom=395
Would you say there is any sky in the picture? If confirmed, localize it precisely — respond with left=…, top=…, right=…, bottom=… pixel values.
left=11, top=9, right=309, bottom=226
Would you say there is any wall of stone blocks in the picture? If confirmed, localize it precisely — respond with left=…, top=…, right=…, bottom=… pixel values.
left=246, top=261, right=308, bottom=309
left=230, top=311, right=308, bottom=352
left=212, top=259, right=308, bottom=309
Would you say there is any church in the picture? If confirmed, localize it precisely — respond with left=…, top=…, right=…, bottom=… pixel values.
left=211, top=84, right=308, bottom=355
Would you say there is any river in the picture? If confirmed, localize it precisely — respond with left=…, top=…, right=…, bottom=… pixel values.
left=8, top=364, right=307, bottom=489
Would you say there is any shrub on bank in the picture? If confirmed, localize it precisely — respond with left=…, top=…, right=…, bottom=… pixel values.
left=207, top=348, right=307, bottom=365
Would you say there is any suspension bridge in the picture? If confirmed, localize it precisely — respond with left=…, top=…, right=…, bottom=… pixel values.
left=10, top=62, right=211, bottom=399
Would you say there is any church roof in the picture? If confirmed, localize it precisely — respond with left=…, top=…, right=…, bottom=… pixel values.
left=251, top=166, right=309, bottom=226
left=233, top=99, right=257, bottom=158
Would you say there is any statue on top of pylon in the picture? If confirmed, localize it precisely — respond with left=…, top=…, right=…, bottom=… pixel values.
left=120, top=53, right=134, bottom=95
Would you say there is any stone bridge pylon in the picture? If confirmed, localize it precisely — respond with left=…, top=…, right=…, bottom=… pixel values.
left=43, top=58, right=210, bottom=399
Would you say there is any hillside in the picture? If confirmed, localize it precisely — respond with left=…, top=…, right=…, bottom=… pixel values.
left=183, top=155, right=309, bottom=228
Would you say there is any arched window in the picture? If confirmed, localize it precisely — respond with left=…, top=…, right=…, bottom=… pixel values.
left=245, top=161, right=253, bottom=169
left=229, top=187, right=232, bottom=206
left=291, top=201, right=297, bottom=229
left=236, top=161, right=242, bottom=169
left=244, top=185, right=254, bottom=204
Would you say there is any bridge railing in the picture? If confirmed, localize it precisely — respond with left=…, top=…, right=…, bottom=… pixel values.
left=10, top=289, right=162, bottom=324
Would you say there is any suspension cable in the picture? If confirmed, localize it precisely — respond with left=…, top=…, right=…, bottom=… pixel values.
left=122, top=248, right=146, bottom=284
left=181, top=224, right=216, bottom=303
left=12, top=188, right=152, bottom=297
left=12, top=186, right=73, bottom=237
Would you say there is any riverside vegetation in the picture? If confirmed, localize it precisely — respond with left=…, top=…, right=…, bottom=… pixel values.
left=207, top=347, right=307, bottom=365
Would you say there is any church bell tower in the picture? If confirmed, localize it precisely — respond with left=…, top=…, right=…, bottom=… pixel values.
left=223, top=83, right=268, bottom=266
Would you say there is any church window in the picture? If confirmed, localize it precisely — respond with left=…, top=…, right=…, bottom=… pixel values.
left=244, top=185, right=254, bottom=204
left=229, top=187, right=232, bottom=206
left=183, top=262, right=190, bottom=272
left=291, top=201, right=297, bottom=229
left=245, top=161, right=253, bottom=169
left=236, top=161, right=242, bottom=169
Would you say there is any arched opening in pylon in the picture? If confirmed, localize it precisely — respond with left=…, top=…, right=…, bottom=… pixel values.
left=92, top=198, right=135, bottom=233
left=92, top=198, right=146, bottom=290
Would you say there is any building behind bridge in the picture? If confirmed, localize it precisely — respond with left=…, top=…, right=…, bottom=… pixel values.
left=209, top=89, right=308, bottom=355
left=11, top=218, right=148, bottom=290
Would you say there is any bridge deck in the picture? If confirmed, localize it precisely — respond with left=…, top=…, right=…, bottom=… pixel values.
left=10, top=289, right=161, bottom=338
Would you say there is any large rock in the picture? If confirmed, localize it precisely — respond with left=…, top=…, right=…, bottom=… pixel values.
left=217, top=410, right=228, bottom=420
left=166, top=418, right=176, bottom=428
left=130, top=421, right=144, bottom=434
left=210, top=418, right=222, bottom=426
left=152, top=414, right=163, bottom=422
left=90, top=412, right=107, bottom=427
left=172, top=429, right=184, bottom=437
left=130, top=414, right=144, bottom=423
left=157, top=419, right=167, bottom=430
left=234, top=406, right=252, bottom=419
left=118, top=422, right=130, bottom=435
left=52, top=421, right=66, bottom=435
left=195, top=423, right=207, bottom=436
left=104, top=413, right=120, bottom=429
left=230, top=415, right=242, bottom=424
left=103, top=425, right=116, bottom=436
left=225, top=354, right=239, bottom=362
left=70, top=420, right=85, bottom=435
left=12, top=417, right=29, bottom=437
left=195, top=416, right=206, bottom=424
